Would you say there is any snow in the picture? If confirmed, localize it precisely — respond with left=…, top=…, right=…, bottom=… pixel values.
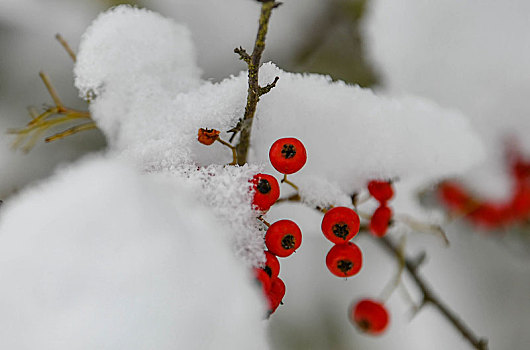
left=0, top=0, right=106, bottom=198
left=0, top=156, right=269, bottom=349
left=364, top=0, right=530, bottom=199
left=74, top=5, right=202, bottom=142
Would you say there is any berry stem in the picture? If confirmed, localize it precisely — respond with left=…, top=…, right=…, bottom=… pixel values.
left=232, top=1, right=282, bottom=165
left=281, top=174, right=299, bottom=191
left=395, top=214, right=450, bottom=246
left=216, top=138, right=238, bottom=165
left=378, top=235, right=406, bottom=302
left=258, top=215, right=271, bottom=227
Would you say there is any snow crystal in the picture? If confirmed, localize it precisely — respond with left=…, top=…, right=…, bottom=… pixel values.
left=364, top=0, right=530, bottom=199
left=0, top=156, right=269, bottom=349
left=166, top=163, right=267, bottom=267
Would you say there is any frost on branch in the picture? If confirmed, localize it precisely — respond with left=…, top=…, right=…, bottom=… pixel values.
left=0, top=157, right=269, bottom=349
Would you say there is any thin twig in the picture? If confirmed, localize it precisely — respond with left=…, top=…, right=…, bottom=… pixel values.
left=233, top=1, right=282, bottom=165
left=281, top=174, right=299, bottom=191
left=216, top=138, right=238, bottom=165
left=39, top=72, right=64, bottom=110
left=375, top=234, right=489, bottom=350
left=55, top=33, right=77, bottom=62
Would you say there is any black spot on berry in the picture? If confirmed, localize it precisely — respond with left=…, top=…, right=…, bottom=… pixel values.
left=263, top=266, right=272, bottom=278
left=257, top=179, right=271, bottom=194
left=337, top=259, right=353, bottom=274
left=281, top=234, right=296, bottom=250
left=281, top=144, right=296, bottom=159
left=332, top=223, right=350, bottom=239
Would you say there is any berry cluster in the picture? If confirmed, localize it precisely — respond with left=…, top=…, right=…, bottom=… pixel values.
left=198, top=130, right=396, bottom=332
left=251, top=137, right=307, bottom=315
left=438, top=145, right=530, bottom=230
left=321, top=207, right=362, bottom=277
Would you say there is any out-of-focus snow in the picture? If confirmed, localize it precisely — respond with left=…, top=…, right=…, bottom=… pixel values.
left=364, top=0, right=530, bottom=199
left=147, top=0, right=328, bottom=80
left=0, top=156, right=269, bottom=349
left=0, top=0, right=106, bottom=198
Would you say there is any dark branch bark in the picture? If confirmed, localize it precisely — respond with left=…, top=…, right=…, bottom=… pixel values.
left=233, top=1, right=281, bottom=165
left=375, top=234, right=489, bottom=350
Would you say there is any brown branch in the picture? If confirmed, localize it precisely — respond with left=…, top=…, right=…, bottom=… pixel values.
left=374, top=234, right=489, bottom=350
left=233, top=0, right=281, bottom=165
left=259, top=76, right=279, bottom=96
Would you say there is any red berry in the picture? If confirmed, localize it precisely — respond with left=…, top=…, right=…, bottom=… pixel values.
left=253, top=267, right=272, bottom=293
left=510, top=185, right=530, bottom=220
left=269, top=138, right=307, bottom=174
left=263, top=251, right=280, bottom=279
left=267, top=277, right=286, bottom=314
left=351, top=299, right=389, bottom=335
left=326, top=242, right=363, bottom=277
left=438, top=181, right=472, bottom=212
left=369, top=206, right=393, bottom=237
left=321, top=207, right=360, bottom=244
left=251, top=173, right=280, bottom=212
left=368, top=180, right=394, bottom=203
left=468, top=202, right=508, bottom=230
left=265, top=220, right=302, bottom=257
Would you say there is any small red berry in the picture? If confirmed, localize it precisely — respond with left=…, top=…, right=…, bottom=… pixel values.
left=468, top=202, right=508, bottom=230
left=368, top=180, right=394, bottom=203
left=369, top=206, right=393, bottom=237
left=251, top=173, right=280, bottom=212
left=253, top=267, right=272, bottom=293
left=351, top=299, right=389, bottom=335
left=438, top=181, right=472, bottom=213
left=326, top=242, right=363, bottom=277
left=263, top=251, right=280, bottom=279
left=267, top=277, right=286, bottom=314
left=269, top=137, right=307, bottom=174
left=321, top=207, right=360, bottom=244
left=265, top=220, right=302, bottom=257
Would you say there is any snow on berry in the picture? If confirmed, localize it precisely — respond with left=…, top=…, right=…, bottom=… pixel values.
left=251, top=173, right=280, bottom=212
left=326, top=242, right=363, bottom=278
left=351, top=299, right=390, bottom=335
left=265, top=220, right=302, bottom=258
left=321, top=207, right=360, bottom=244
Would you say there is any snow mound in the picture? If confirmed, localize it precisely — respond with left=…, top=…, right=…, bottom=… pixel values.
left=74, top=5, right=201, bottom=141
left=0, top=156, right=268, bottom=349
